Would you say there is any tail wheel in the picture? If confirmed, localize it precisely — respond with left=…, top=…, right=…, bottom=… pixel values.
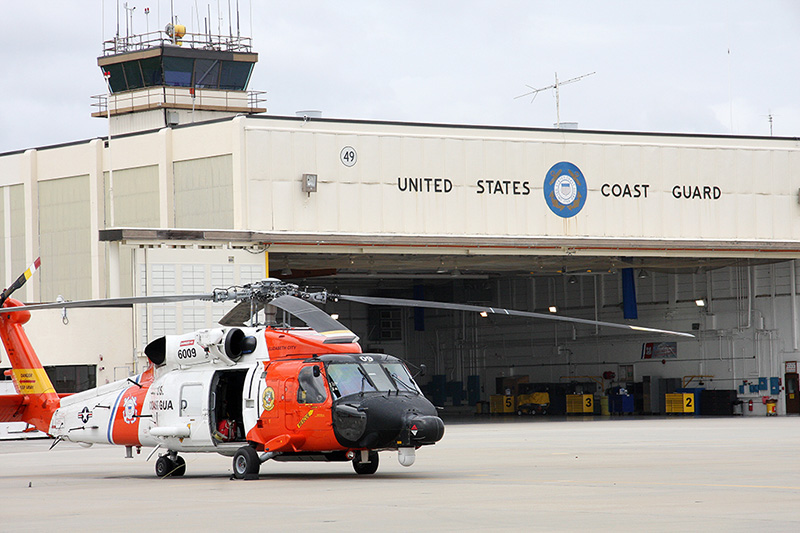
left=155, top=455, right=175, bottom=477
left=352, top=450, right=379, bottom=475
left=233, top=446, right=260, bottom=479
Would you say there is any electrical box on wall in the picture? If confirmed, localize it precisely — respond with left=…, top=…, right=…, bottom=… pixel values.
left=302, top=173, right=318, bottom=193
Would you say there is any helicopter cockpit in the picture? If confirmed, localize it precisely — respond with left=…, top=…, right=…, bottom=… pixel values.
left=324, top=357, right=422, bottom=398
left=312, top=354, right=443, bottom=451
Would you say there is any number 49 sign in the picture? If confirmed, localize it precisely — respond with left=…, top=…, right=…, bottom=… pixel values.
left=340, top=146, right=357, bottom=167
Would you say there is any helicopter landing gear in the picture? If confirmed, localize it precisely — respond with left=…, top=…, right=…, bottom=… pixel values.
left=352, top=450, right=379, bottom=475
left=233, top=445, right=260, bottom=479
left=155, top=453, right=186, bottom=477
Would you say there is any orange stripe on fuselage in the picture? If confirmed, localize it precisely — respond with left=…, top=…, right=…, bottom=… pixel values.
left=109, top=366, right=155, bottom=446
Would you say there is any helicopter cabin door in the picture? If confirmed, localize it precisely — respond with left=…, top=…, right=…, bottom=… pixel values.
left=284, top=362, right=331, bottom=440
left=210, top=369, right=248, bottom=443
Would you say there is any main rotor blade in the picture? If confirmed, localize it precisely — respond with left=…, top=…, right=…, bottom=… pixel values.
left=269, top=295, right=359, bottom=344
left=219, top=300, right=266, bottom=327
left=0, top=257, right=41, bottom=307
left=335, top=295, right=694, bottom=338
left=2, top=294, right=214, bottom=312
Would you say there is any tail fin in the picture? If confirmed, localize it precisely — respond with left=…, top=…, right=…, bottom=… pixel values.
left=0, top=298, right=60, bottom=433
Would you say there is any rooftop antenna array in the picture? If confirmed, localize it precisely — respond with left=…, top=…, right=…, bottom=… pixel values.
left=515, top=71, right=595, bottom=128
left=105, top=0, right=253, bottom=53
left=764, top=111, right=776, bottom=136
left=123, top=2, right=135, bottom=39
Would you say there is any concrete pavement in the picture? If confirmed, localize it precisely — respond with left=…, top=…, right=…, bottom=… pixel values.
left=1, top=416, right=798, bottom=532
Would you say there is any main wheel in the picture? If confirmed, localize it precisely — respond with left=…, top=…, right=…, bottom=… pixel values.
left=233, top=446, right=260, bottom=479
left=352, top=450, right=379, bottom=475
left=155, top=455, right=175, bottom=477
left=172, top=455, right=186, bottom=477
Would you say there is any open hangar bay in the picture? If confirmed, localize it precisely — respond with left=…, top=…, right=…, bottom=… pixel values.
left=266, top=247, right=800, bottom=418
left=1, top=416, right=798, bottom=531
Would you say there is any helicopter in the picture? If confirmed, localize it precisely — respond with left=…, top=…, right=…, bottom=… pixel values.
left=0, top=258, right=692, bottom=478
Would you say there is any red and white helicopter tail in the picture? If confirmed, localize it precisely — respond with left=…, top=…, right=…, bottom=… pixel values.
left=0, top=258, right=60, bottom=433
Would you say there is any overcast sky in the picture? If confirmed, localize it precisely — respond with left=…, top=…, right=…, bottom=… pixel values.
left=1, top=1, right=798, bottom=153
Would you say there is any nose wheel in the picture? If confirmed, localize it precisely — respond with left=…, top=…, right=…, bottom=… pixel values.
left=352, top=450, right=379, bottom=475
left=155, top=453, right=186, bottom=477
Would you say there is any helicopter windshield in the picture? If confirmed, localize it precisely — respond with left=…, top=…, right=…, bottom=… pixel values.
left=326, top=360, right=421, bottom=398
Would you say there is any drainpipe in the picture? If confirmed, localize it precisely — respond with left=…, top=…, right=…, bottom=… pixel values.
left=791, top=260, right=798, bottom=352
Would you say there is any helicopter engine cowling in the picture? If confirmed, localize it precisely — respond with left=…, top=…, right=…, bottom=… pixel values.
left=145, top=328, right=252, bottom=367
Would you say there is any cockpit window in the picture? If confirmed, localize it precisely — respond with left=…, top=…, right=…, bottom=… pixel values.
left=297, top=366, right=328, bottom=404
left=383, top=362, right=421, bottom=393
left=361, top=362, right=394, bottom=391
left=326, top=360, right=421, bottom=398
left=326, top=363, right=376, bottom=398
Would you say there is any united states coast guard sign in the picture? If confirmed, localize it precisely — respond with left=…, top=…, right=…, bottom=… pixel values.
left=544, top=161, right=587, bottom=218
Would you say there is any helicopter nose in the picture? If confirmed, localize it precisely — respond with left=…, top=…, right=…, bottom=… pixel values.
left=332, top=395, right=445, bottom=449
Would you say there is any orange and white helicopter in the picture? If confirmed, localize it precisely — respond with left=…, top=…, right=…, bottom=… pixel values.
left=0, top=258, right=692, bottom=478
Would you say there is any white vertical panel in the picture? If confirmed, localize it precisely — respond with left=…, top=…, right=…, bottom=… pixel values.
left=182, top=264, right=206, bottom=332
left=104, top=165, right=160, bottom=227
left=150, top=264, right=176, bottom=337
left=139, top=263, right=148, bottom=347
left=240, top=264, right=264, bottom=284
left=38, top=176, right=91, bottom=301
left=174, top=155, right=233, bottom=229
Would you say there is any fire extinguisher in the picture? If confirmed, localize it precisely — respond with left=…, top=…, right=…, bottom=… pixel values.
left=748, top=399, right=753, bottom=412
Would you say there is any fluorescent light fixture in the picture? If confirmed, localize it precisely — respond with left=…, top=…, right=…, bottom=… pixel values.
left=695, top=299, right=706, bottom=307
left=549, top=306, right=558, bottom=313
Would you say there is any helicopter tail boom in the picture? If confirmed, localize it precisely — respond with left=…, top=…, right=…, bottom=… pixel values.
left=0, top=297, right=60, bottom=433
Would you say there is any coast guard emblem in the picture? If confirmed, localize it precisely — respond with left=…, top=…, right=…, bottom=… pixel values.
left=544, top=161, right=587, bottom=218
left=263, top=387, right=275, bottom=412
left=122, top=396, right=138, bottom=424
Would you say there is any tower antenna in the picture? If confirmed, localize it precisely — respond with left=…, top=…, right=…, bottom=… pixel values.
left=515, top=71, right=595, bottom=128
left=762, top=111, right=777, bottom=136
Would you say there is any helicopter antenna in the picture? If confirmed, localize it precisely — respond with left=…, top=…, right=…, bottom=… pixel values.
left=515, top=71, right=595, bottom=128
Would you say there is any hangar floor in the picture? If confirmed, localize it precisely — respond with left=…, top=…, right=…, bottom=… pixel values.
left=1, top=417, right=798, bottom=531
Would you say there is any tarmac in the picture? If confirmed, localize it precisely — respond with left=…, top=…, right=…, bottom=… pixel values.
left=1, top=415, right=799, bottom=532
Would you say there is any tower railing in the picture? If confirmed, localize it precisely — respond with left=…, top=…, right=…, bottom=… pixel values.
left=91, top=88, right=266, bottom=116
left=102, top=31, right=253, bottom=55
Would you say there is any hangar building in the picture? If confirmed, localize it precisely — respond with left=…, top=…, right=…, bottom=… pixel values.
left=2, top=24, right=800, bottom=422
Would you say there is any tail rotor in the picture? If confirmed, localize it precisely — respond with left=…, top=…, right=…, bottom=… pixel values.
left=0, top=257, right=40, bottom=308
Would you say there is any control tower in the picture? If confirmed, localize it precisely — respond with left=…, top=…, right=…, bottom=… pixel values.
left=92, top=22, right=266, bottom=134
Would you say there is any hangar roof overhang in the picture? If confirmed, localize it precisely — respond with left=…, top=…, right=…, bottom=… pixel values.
left=100, top=228, right=796, bottom=277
